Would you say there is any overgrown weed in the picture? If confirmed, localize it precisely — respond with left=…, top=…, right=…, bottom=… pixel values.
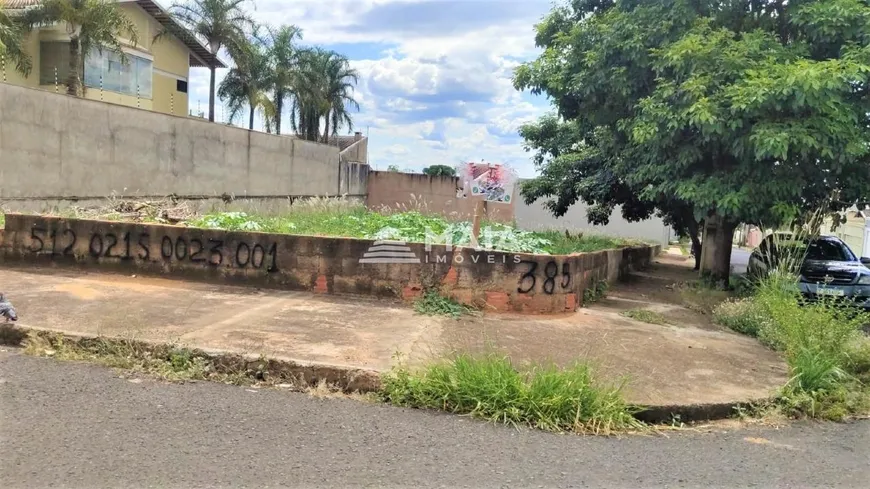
left=414, top=290, right=476, bottom=318
left=380, top=353, right=645, bottom=435
left=714, top=222, right=870, bottom=420
left=583, top=280, right=608, bottom=305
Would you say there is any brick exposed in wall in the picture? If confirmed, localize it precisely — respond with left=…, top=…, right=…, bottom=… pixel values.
left=0, top=214, right=660, bottom=314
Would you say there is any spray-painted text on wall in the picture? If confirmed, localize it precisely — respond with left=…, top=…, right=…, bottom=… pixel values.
left=28, top=226, right=278, bottom=271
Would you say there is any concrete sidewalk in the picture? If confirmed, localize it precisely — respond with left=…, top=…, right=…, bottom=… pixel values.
left=0, top=263, right=787, bottom=406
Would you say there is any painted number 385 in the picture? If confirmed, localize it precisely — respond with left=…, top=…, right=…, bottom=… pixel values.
left=517, top=260, right=571, bottom=294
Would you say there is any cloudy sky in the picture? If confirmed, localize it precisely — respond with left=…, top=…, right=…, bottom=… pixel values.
left=184, top=0, right=554, bottom=177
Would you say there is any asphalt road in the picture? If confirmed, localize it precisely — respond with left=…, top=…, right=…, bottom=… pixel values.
left=2, top=350, right=868, bottom=489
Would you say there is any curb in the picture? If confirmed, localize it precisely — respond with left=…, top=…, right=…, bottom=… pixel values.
left=633, top=401, right=762, bottom=424
left=0, top=325, right=767, bottom=424
left=0, top=325, right=382, bottom=393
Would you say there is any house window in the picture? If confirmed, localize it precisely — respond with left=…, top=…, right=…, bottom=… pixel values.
left=83, top=49, right=153, bottom=99
left=39, top=42, right=72, bottom=86
left=176, top=79, right=188, bottom=93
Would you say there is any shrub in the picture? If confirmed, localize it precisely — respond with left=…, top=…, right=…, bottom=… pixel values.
left=381, top=354, right=644, bottom=434
left=713, top=299, right=768, bottom=336
left=742, top=271, right=870, bottom=419
left=755, top=286, right=866, bottom=363
left=845, top=339, right=870, bottom=384
left=583, top=280, right=608, bottom=305
left=414, top=290, right=474, bottom=318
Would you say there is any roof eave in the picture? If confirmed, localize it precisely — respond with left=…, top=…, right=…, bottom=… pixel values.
left=133, top=0, right=227, bottom=69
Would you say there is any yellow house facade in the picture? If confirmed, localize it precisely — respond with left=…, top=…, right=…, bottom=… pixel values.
left=2, top=0, right=224, bottom=116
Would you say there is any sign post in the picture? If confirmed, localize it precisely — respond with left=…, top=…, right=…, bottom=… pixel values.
left=457, top=161, right=517, bottom=246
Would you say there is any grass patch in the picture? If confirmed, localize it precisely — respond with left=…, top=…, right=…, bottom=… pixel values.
left=620, top=308, right=669, bottom=325
left=582, top=280, right=609, bottom=305
left=713, top=299, right=768, bottom=337
left=531, top=230, right=634, bottom=255
left=380, top=353, right=645, bottom=435
left=187, top=207, right=638, bottom=255
left=414, top=290, right=476, bottom=318
left=10, top=198, right=643, bottom=254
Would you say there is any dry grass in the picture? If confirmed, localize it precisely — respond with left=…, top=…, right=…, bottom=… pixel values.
left=16, top=329, right=370, bottom=400
left=620, top=309, right=669, bottom=325
left=679, top=282, right=732, bottom=315
left=44, top=194, right=198, bottom=224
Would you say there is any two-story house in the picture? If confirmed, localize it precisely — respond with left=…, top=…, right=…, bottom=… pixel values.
left=2, top=0, right=224, bottom=116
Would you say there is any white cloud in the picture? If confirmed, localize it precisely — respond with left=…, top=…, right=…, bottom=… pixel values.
left=185, top=0, right=553, bottom=177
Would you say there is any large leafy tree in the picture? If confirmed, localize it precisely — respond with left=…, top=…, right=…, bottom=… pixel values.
left=21, top=0, right=137, bottom=96
left=515, top=0, right=870, bottom=284
left=218, top=32, right=271, bottom=130
left=171, top=0, right=252, bottom=122
left=423, top=165, right=456, bottom=177
left=0, top=2, right=32, bottom=76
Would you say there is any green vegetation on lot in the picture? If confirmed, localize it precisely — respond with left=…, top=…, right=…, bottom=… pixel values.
left=0, top=200, right=642, bottom=255
left=620, top=309, right=669, bottom=326
left=380, top=353, right=644, bottom=435
left=582, top=280, right=608, bottom=305
left=187, top=208, right=637, bottom=255
left=714, top=272, right=870, bottom=420
left=414, top=290, right=476, bottom=318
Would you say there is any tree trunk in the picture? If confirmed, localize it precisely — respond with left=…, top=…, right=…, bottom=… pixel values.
left=691, top=234, right=702, bottom=271
left=275, top=94, right=283, bottom=135
left=67, top=36, right=81, bottom=97
left=687, top=219, right=702, bottom=271
left=248, top=104, right=255, bottom=130
left=208, top=67, right=216, bottom=122
left=700, top=214, right=737, bottom=287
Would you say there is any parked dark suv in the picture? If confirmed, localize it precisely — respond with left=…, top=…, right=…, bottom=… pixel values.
left=747, top=234, right=870, bottom=308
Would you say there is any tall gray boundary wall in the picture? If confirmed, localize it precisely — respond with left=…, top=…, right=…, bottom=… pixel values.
left=0, top=83, right=368, bottom=208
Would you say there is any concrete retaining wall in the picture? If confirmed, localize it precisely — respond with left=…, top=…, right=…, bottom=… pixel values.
left=515, top=187, right=674, bottom=246
left=0, top=83, right=366, bottom=204
left=366, top=171, right=515, bottom=223
left=0, top=214, right=660, bottom=313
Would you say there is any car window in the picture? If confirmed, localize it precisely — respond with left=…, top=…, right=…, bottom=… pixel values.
left=805, top=239, right=856, bottom=262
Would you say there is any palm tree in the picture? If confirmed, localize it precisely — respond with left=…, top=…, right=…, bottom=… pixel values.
left=321, top=51, right=359, bottom=143
left=254, top=91, right=276, bottom=133
left=0, top=1, right=32, bottom=76
left=171, top=0, right=252, bottom=122
left=289, top=48, right=359, bottom=143
left=217, top=34, right=271, bottom=130
left=264, top=24, right=301, bottom=135
left=20, top=0, right=137, bottom=96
